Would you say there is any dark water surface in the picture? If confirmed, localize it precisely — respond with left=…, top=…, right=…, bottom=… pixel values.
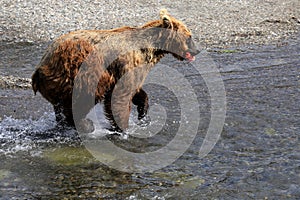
left=0, top=38, right=299, bottom=199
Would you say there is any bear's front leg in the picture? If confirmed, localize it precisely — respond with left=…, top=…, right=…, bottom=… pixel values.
left=72, top=94, right=96, bottom=133
left=104, top=88, right=132, bottom=132
left=132, top=88, right=149, bottom=120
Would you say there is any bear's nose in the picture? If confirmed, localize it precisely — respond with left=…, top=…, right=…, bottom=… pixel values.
left=190, top=49, right=200, bottom=56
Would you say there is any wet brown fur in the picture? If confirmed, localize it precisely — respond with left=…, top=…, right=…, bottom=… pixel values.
left=32, top=9, right=199, bottom=131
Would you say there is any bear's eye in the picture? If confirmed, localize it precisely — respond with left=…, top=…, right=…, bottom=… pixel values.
left=186, top=37, right=192, bottom=44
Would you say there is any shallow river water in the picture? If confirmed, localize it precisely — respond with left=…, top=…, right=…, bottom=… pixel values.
left=0, top=37, right=299, bottom=199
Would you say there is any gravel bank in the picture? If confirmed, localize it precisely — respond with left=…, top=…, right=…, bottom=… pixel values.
left=1, top=0, right=300, bottom=47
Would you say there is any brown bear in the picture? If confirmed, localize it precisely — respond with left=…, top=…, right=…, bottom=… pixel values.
left=32, top=9, right=199, bottom=132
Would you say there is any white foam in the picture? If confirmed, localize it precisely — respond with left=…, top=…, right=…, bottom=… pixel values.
left=0, top=104, right=166, bottom=155
left=85, top=104, right=161, bottom=139
left=0, top=112, right=56, bottom=156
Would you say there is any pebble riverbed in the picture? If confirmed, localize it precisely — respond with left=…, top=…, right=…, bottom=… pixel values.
left=1, top=0, right=299, bottom=48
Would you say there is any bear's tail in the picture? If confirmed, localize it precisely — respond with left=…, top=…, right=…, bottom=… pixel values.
left=31, top=70, right=40, bottom=95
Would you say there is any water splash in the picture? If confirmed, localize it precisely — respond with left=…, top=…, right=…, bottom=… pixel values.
left=0, top=112, right=56, bottom=156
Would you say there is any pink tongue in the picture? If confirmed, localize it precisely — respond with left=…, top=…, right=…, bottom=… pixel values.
left=185, top=52, right=195, bottom=61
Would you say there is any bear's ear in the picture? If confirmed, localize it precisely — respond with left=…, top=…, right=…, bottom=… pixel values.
left=159, top=9, right=169, bottom=18
left=160, top=9, right=172, bottom=28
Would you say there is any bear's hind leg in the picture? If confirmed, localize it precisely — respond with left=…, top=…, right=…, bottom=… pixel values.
left=53, top=104, right=64, bottom=123
left=53, top=103, right=74, bottom=126
left=62, top=107, right=75, bottom=126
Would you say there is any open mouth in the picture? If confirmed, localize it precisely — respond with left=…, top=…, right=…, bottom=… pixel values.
left=185, top=52, right=196, bottom=62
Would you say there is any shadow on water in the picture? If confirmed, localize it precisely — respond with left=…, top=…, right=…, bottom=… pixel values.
left=0, top=37, right=299, bottom=199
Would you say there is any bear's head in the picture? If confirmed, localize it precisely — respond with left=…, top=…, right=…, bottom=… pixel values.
left=159, top=9, right=199, bottom=61
left=155, top=9, right=200, bottom=61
